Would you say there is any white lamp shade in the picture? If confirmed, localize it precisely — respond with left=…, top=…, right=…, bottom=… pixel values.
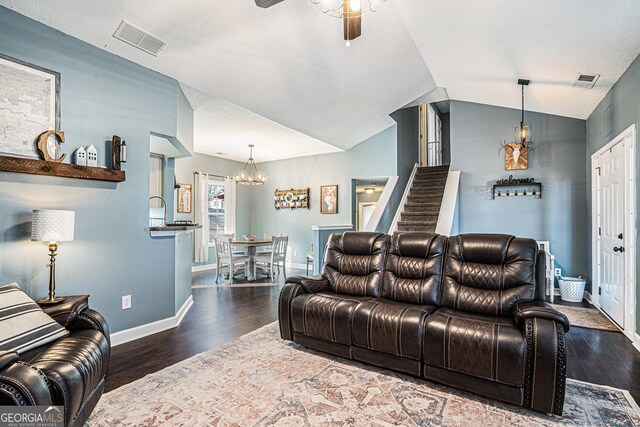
left=31, top=210, right=75, bottom=242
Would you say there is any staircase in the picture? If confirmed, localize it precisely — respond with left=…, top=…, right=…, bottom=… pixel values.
left=396, top=165, right=449, bottom=232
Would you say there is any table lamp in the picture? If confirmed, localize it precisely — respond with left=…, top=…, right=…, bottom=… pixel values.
left=31, top=209, right=75, bottom=304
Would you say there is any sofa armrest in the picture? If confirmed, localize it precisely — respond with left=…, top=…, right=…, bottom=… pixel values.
left=0, top=351, right=18, bottom=370
left=514, top=300, right=569, bottom=332
left=285, top=275, right=330, bottom=293
left=68, top=308, right=111, bottom=348
left=40, top=295, right=89, bottom=329
left=0, top=360, right=52, bottom=406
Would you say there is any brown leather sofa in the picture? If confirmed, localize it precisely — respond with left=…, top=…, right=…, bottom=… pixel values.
left=0, top=297, right=110, bottom=427
left=279, top=232, right=570, bottom=415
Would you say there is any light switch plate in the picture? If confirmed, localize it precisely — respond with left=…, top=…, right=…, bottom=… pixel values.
left=122, top=294, right=132, bottom=310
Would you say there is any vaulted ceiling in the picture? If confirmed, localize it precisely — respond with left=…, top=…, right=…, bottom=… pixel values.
left=2, top=0, right=640, bottom=162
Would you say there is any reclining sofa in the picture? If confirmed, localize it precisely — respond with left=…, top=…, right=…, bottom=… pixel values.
left=279, top=232, right=570, bottom=415
left=0, top=297, right=110, bottom=427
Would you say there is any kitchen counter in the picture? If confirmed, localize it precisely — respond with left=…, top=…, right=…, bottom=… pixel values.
left=148, top=224, right=202, bottom=237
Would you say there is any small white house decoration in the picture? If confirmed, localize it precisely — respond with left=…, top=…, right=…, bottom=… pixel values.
left=74, top=146, right=87, bottom=166
left=86, top=144, right=98, bottom=167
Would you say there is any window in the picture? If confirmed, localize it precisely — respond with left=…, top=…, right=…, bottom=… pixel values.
left=208, top=179, right=225, bottom=244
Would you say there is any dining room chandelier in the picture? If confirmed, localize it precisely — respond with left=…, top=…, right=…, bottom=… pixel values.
left=311, top=0, right=389, bottom=46
left=235, top=144, right=266, bottom=185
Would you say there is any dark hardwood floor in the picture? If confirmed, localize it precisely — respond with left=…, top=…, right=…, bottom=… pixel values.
left=106, top=269, right=301, bottom=392
left=107, top=271, right=640, bottom=404
left=554, top=297, right=640, bottom=402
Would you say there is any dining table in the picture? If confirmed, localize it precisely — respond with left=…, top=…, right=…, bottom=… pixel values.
left=230, top=239, right=271, bottom=282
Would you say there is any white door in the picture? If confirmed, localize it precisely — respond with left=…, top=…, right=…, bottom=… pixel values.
left=598, top=141, right=626, bottom=326
left=358, top=203, right=376, bottom=231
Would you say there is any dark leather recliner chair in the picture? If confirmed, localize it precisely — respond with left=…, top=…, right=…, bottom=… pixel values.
left=279, top=231, right=570, bottom=415
left=0, top=298, right=110, bottom=427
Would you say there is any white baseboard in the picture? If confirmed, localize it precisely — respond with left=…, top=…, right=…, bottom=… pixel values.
left=634, top=334, right=640, bottom=354
left=192, top=264, right=216, bottom=273
left=584, top=291, right=593, bottom=303
left=110, top=295, right=193, bottom=347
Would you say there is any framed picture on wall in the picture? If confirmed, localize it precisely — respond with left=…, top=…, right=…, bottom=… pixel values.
left=177, top=183, right=193, bottom=213
left=320, top=185, right=338, bottom=214
left=505, top=143, right=528, bottom=170
left=0, top=53, right=60, bottom=159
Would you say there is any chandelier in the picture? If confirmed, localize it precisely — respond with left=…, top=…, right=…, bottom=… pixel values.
left=235, top=144, right=266, bottom=185
left=311, top=0, right=389, bottom=46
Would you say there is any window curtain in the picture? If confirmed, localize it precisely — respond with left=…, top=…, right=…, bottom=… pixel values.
left=194, top=172, right=209, bottom=263
left=224, top=176, right=236, bottom=235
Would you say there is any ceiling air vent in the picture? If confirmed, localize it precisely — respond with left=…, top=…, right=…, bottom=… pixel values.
left=113, top=20, right=166, bottom=56
left=573, top=73, right=600, bottom=89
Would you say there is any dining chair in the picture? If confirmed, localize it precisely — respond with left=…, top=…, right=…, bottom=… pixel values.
left=254, top=236, right=288, bottom=282
left=257, top=232, right=281, bottom=255
left=214, top=236, right=251, bottom=284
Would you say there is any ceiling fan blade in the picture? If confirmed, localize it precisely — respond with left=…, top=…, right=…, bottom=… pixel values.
left=255, top=0, right=286, bottom=8
left=343, top=1, right=362, bottom=41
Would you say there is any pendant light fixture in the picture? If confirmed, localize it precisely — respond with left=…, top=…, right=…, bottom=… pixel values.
left=311, top=0, right=388, bottom=46
left=235, top=144, right=266, bottom=185
left=516, top=79, right=532, bottom=148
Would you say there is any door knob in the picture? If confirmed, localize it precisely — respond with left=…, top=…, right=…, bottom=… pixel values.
left=613, top=246, right=625, bottom=253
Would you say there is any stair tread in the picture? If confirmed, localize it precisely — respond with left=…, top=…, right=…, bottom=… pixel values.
left=405, top=201, right=443, bottom=206
left=398, top=221, right=438, bottom=226
left=402, top=212, right=439, bottom=217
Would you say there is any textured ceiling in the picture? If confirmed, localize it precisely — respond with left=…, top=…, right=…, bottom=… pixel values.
left=396, top=0, right=640, bottom=118
left=2, top=0, right=640, bottom=161
left=181, top=84, right=341, bottom=163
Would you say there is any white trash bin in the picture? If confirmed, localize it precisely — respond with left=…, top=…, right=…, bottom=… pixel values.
left=558, top=276, right=586, bottom=303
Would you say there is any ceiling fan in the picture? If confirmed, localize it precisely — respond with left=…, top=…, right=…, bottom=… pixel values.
left=256, top=0, right=387, bottom=45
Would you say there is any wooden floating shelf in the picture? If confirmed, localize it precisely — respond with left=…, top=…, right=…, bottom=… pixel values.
left=0, top=155, right=125, bottom=183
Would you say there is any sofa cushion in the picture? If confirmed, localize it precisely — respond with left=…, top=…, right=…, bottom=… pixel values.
left=30, top=329, right=110, bottom=426
left=353, top=299, right=436, bottom=360
left=440, top=234, right=538, bottom=316
left=381, top=232, right=447, bottom=305
left=291, top=292, right=371, bottom=344
left=0, top=283, right=68, bottom=354
left=323, top=232, right=388, bottom=297
left=423, top=308, right=526, bottom=387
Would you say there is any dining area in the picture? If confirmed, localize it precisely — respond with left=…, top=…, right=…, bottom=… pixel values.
left=212, top=234, right=288, bottom=284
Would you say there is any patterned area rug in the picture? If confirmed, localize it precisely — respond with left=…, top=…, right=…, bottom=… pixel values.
left=90, top=323, right=640, bottom=426
left=552, top=304, right=621, bottom=332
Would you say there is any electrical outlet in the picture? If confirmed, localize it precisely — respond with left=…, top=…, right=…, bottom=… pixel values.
left=554, top=268, right=562, bottom=277
left=122, top=295, right=132, bottom=310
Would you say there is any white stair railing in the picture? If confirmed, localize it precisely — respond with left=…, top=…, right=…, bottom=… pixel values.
left=435, top=170, right=460, bottom=236
left=389, top=163, right=418, bottom=234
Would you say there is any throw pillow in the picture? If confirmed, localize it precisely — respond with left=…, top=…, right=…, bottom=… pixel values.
left=0, top=283, right=69, bottom=354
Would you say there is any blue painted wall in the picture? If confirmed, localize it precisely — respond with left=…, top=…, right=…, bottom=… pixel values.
left=0, top=7, right=188, bottom=333
left=250, top=126, right=397, bottom=266
left=449, top=101, right=588, bottom=286
left=586, top=53, right=640, bottom=332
